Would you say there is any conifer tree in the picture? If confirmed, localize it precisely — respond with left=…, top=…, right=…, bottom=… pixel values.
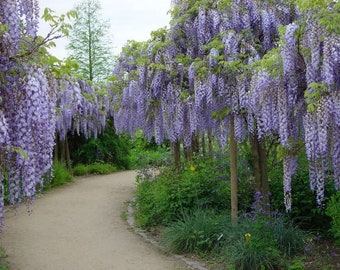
left=67, top=0, right=114, bottom=82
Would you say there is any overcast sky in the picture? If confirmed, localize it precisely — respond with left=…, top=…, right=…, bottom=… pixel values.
left=38, top=0, right=171, bottom=59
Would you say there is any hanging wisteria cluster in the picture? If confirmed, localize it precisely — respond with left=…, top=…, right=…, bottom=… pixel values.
left=0, top=0, right=47, bottom=225
left=56, top=78, right=109, bottom=140
left=0, top=0, right=109, bottom=226
left=251, top=5, right=340, bottom=210
left=113, top=0, right=296, bottom=145
left=112, top=0, right=340, bottom=210
left=1, top=66, right=57, bottom=204
left=301, top=15, right=340, bottom=205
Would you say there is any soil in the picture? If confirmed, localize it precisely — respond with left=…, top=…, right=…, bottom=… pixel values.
left=0, top=171, right=190, bottom=270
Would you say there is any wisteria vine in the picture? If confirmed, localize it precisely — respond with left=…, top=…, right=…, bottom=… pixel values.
left=112, top=0, right=340, bottom=211
left=0, top=0, right=109, bottom=227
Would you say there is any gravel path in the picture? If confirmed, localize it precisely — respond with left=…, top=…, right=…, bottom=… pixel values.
left=0, top=171, right=189, bottom=270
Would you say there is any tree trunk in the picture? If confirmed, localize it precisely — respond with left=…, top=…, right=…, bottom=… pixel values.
left=230, top=116, right=238, bottom=226
left=192, top=131, right=199, bottom=156
left=54, top=134, right=59, bottom=162
left=250, top=135, right=269, bottom=206
left=60, top=136, right=71, bottom=170
left=172, top=140, right=181, bottom=169
left=65, top=136, right=71, bottom=170
left=184, top=145, right=192, bottom=162
left=202, top=133, right=206, bottom=157
left=208, top=130, right=213, bottom=158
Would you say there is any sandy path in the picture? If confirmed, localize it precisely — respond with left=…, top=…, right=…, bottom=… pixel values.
left=0, top=171, right=189, bottom=270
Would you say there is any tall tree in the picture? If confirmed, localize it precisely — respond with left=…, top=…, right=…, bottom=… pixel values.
left=67, top=0, right=114, bottom=82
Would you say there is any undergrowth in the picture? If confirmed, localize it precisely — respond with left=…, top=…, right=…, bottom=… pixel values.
left=72, top=163, right=117, bottom=176
left=43, top=161, right=73, bottom=189
left=133, top=152, right=339, bottom=269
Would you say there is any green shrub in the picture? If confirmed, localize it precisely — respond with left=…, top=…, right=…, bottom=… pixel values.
left=129, top=148, right=171, bottom=169
left=326, top=192, right=340, bottom=244
left=72, top=164, right=88, bottom=176
left=44, top=161, right=73, bottom=189
left=72, top=163, right=117, bottom=176
left=134, top=157, right=230, bottom=228
left=134, top=173, right=172, bottom=227
left=288, top=258, right=305, bottom=270
left=88, top=163, right=117, bottom=175
left=161, top=209, right=227, bottom=254
left=69, top=120, right=130, bottom=169
left=127, top=129, right=171, bottom=169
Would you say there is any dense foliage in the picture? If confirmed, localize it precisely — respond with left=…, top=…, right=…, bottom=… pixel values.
left=326, top=192, right=340, bottom=244
left=68, top=120, right=130, bottom=169
left=135, top=156, right=317, bottom=269
left=134, top=156, right=231, bottom=228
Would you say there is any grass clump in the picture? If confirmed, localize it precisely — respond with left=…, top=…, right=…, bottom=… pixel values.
left=222, top=218, right=305, bottom=270
left=160, top=194, right=307, bottom=269
left=161, top=209, right=227, bottom=254
left=226, top=239, right=282, bottom=270
left=222, top=192, right=306, bottom=269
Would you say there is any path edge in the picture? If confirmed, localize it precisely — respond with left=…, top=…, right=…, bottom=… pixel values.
left=126, top=200, right=209, bottom=270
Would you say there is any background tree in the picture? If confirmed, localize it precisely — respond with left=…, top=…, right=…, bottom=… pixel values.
left=66, top=0, right=114, bottom=82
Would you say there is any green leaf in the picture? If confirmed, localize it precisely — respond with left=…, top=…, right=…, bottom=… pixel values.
left=6, top=146, right=28, bottom=160
left=0, top=22, right=9, bottom=35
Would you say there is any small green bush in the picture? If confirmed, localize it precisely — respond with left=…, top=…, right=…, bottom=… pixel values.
left=127, top=129, right=171, bottom=169
left=72, top=164, right=88, bottom=176
left=44, top=161, right=73, bottom=189
left=288, top=258, right=305, bottom=270
left=129, top=148, right=171, bottom=169
left=72, top=163, right=117, bottom=176
left=326, top=192, right=340, bottom=244
left=88, top=163, right=117, bottom=175
left=161, top=209, right=227, bottom=253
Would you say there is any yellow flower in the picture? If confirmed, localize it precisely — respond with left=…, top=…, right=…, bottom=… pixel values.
left=189, top=164, right=196, bottom=172
left=245, top=233, right=251, bottom=243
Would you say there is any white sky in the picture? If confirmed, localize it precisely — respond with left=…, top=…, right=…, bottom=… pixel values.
left=38, top=0, right=171, bottom=59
